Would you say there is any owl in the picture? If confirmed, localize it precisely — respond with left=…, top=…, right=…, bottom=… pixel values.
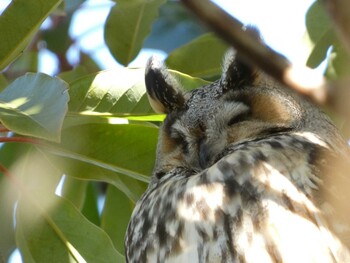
left=125, top=34, right=350, bottom=262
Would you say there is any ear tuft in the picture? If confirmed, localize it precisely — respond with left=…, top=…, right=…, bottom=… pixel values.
left=145, top=57, right=185, bottom=113
left=220, top=26, right=262, bottom=91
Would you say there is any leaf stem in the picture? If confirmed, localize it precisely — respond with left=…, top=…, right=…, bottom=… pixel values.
left=0, top=136, right=43, bottom=145
left=0, top=163, right=27, bottom=197
left=0, top=127, right=9, bottom=132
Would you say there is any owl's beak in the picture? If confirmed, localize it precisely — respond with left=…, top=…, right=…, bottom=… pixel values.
left=198, top=141, right=211, bottom=169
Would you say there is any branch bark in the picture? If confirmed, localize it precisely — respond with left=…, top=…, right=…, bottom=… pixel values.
left=323, top=0, right=350, bottom=56
left=180, top=0, right=350, bottom=118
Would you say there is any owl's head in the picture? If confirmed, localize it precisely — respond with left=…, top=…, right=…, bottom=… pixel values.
left=145, top=46, right=343, bottom=179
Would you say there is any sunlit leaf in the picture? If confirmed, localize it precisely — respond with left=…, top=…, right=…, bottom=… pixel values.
left=166, top=33, right=228, bottom=79
left=16, top=195, right=122, bottom=262
left=0, top=141, right=31, bottom=261
left=125, top=114, right=165, bottom=122
left=0, top=0, right=62, bottom=70
left=104, top=0, right=166, bottom=66
left=58, top=66, right=90, bottom=83
left=67, top=68, right=208, bottom=118
left=0, top=143, right=31, bottom=261
left=45, top=123, right=154, bottom=202
left=68, top=68, right=150, bottom=115
left=170, top=70, right=211, bottom=90
left=0, top=73, right=69, bottom=142
left=13, top=148, right=123, bottom=262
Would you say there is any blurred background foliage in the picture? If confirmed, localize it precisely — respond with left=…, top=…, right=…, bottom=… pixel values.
left=0, top=0, right=348, bottom=262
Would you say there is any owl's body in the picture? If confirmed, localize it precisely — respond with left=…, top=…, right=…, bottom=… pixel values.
left=125, top=35, right=350, bottom=262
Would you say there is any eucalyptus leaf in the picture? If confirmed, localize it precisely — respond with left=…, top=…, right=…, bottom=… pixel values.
left=306, top=29, right=335, bottom=68
left=80, top=183, right=101, bottom=226
left=0, top=0, right=62, bottom=70
left=104, top=0, right=166, bottom=66
left=16, top=195, right=122, bottom=263
left=0, top=143, right=32, bottom=261
left=170, top=70, right=211, bottom=91
left=68, top=68, right=150, bottom=115
left=305, top=1, right=334, bottom=68
left=305, top=2, right=332, bottom=44
left=60, top=176, right=88, bottom=210
left=67, top=68, right=208, bottom=117
left=0, top=74, right=8, bottom=92
left=0, top=178, right=17, bottom=261
left=45, top=123, right=154, bottom=202
left=0, top=73, right=69, bottom=142
left=101, top=185, right=134, bottom=255
left=0, top=142, right=31, bottom=260
left=325, top=44, right=350, bottom=79
left=143, top=1, right=207, bottom=53
left=166, top=33, right=228, bottom=79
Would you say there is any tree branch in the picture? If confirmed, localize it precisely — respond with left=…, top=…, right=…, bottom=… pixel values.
left=180, top=0, right=350, bottom=118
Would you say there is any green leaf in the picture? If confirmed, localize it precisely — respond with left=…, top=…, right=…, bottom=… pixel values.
left=68, top=68, right=152, bottom=115
left=0, top=74, right=8, bottom=92
left=0, top=142, right=31, bottom=262
left=104, top=0, right=166, bottom=66
left=45, top=123, right=154, bottom=202
left=80, top=182, right=101, bottom=226
left=0, top=0, right=63, bottom=70
left=0, top=177, right=17, bottom=261
left=125, top=114, right=165, bottom=122
left=0, top=143, right=31, bottom=261
left=325, top=43, right=350, bottom=79
left=16, top=195, right=123, bottom=263
left=166, top=33, right=229, bottom=78
left=305, top=2, right=332, bottom=44
left=101, top=185, right=134, bottom=255
left=7, top=51, right=39, bottom=73
left=13, top=148, right=122, bottom=262
left=42, top=14, right=72, bottom=54
left=58, top=66, right=90, bottom=84
left=67, top=68, right=209, bottom=119
left=306, top=29, right=335, bottom=68
left=60, top=176, right=88, bottom=210
left=305, top=1, right=334, bottom=68
left=170, top=70, right=211, bottom=91
left=0, top=73, right=69, bottom=142
left=143, top=1, right=207, bottom=53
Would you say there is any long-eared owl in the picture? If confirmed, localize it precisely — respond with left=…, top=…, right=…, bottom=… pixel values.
left=125, top=30, right=350, bottom=262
